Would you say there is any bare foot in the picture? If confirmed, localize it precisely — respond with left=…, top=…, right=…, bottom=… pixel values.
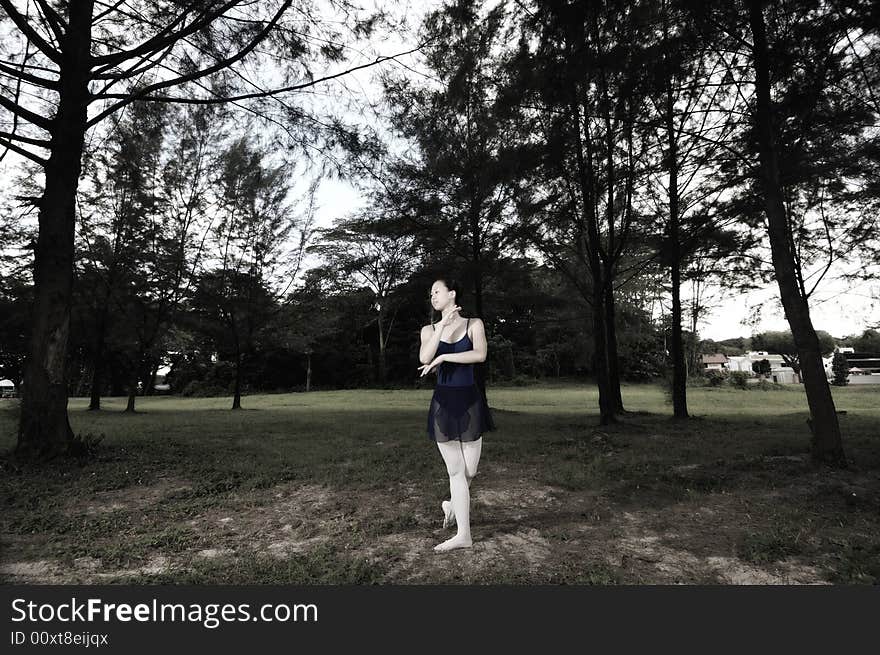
left=441, top=500, right=456, bottom=529
left=433, top=535, right=472, bottom=552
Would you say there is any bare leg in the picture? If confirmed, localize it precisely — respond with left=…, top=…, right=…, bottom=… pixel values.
left=434, top=440, right=474, bottom=551
left=442, top=437, right=482, bottom=528
left=462, top=437, right=482, bottom=482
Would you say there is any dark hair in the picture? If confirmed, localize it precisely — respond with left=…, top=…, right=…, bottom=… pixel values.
left=433, top=276, right=461, bottom=298
left=430, top=276, right=463, bottom=323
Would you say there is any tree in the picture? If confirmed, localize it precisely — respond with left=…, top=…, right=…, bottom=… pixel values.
left=508, top=0, right=658, bottom=423
left=120, top=103, right=224, bottom=412
left=309, top=214, right=418, bottom=385
left=738, top=0, right=879, bottom=464
left=76, top=99, right=167, bottom=410
left=643, top=0, right=758, bottom=418
left=751, top=358, right=771, bottom=377
left=378, top=0, right=523, bottom=408
left=194, top=135, right=307, bottom=409
left=847, top=329, right=880, bottom=353
left=751, top=329, right=836, bottom=377
left=831, top=351, right=850, bottom=386
left=0, top=0, right=412, bottom=460
left=0, top=193, right=32, bottom=390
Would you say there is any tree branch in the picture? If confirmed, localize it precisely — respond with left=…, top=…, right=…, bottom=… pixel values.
left=90, top=0, right=242, bottom=68
left=0, top=0, right=63, bottom=64
left=0, top=91, right=52, bottom=130
left=0, top=129, right=50, bottom=146
left=92, top=43, right=427, bottom=113
left=35, top=0, right=66, bottom=37
left=32, top=0, right=64, bottom=48
left=88, top=0, right=295, bottom=125
left=0, top=60, right=59, bottom=88
left=0, top=135, right=47, bottom=165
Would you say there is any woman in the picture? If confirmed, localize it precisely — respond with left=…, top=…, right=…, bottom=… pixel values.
left=418, top=277, right=495, bottom=552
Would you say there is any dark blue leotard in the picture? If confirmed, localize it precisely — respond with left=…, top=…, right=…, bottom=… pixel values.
left=426, top=318, right=496, bottom=442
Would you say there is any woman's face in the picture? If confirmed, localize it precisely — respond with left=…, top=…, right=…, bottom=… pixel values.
left=430, top=280, right=455, bottom=312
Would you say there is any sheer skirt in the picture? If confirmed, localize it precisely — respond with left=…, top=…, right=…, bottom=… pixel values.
left=427, top=384, right=496, bottom=442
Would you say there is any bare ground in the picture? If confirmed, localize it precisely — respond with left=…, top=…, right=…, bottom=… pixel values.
left=3, top=460, right=865, bottom=584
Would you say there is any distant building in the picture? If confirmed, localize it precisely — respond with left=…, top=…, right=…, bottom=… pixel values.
left=154, top=365, right=172, bottom=392
left=826, top=348, right=880, bottom=385
left=727, top=351, right=801, bottom=384
left=701, top=354, right=729, bottom=371
left=0, top=379, right=17, bottom=398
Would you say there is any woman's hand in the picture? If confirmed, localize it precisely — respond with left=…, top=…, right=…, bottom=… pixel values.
left=439, top=306, right=462, bottom=328
left=418, top=354, right=446, bottom=377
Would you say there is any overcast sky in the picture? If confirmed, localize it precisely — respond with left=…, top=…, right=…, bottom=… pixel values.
left=2, top=0, right=876, bottom=342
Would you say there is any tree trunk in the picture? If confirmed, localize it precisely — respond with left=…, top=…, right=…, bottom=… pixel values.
left=16, top=2, right=94, bottom=460
left=88, top=310, right=109, bottom=410
left=88, top=354, right=104, bottom=410
left=366, top=345, right=375, bottom=384
left=470, top=198, right=491, bottom=411
left=125, top=353, right=140, bottom=413
left=746, top=0, right=844, bottom=465
left=306, top=352, right=312, bottom=392
left=125, top=379, right=137, bottom=412
left=604, top=278, right=625, bottom=413
left=146, top=359, right=159, bottom=396
left=232, top=351, right=242, bottom=409
left=591, top=288, right=615, bottom=425
left=670, top=258, right=689, bottom=418
left=666, top=46, right=688, bottom=419
left=570, top=95, right=616, bottom=425
left=377, top=306, right=387, bottom=385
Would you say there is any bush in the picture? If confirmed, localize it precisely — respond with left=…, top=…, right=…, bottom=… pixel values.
left=181, top=380, right=227, bottom=397
left=754, top=379, right=784, bottom=392
left=831, top=352, right=850, bottom=386
left=729, top=371, right=751, bottom=389
left=705, top=369, right=728, bottom=387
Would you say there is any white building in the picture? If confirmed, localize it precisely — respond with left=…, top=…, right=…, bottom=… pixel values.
left=826, top=347, right=880, bottom=385
left=701, top=354, right=729, bottom=371
left=0, top=379, right=16, bottom=397
left=727, top=351, right=801, bottom=384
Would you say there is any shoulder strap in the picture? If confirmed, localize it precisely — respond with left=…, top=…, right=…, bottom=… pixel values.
left=466, top=318, right=470, bottom=329
left=432, top=322, right=436, bottom=332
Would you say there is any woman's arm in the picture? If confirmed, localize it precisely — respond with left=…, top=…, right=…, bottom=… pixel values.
left=419, top=324, right=443, bottom=365
left=443, top=318, right=487, bottom=364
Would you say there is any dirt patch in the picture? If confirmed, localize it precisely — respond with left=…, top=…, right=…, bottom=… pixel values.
left=75, top=476, right=193, bottom=515
left=468, top=528, right=552, bottom=570
left=706, top=556, right=827, bottom=585
left=0, top=472, right=850, bottom=584
left=0, top=554, right=179, bottom=584
left=92, top=555, right=176, bottom=581
left=0, top=560, right=67, bottom=584
left=473, top=481, right=562, bottom=522
left=184, top=482, right=343, bottom=559
left=604, top=509, right=828, bottom=585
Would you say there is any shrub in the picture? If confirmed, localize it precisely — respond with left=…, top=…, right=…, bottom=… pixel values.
left=181, top=380, right=227, bottom=397
left=754, top=379, right=784, bottom=392
left=831, top=352, right=850, bottom=386
left=729, top=371, right=751, bottom=389
left=705, top=369, right=728, bottom=387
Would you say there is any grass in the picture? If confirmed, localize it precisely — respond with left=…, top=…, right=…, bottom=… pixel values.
left=1, top=381, right=878, bottom=584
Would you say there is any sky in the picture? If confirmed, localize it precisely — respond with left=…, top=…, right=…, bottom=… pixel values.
left=695, top=277, right=879, bottom=341
left=2, top=0, right=877, bottom=343
left=308, top=176, right=880, bottom=342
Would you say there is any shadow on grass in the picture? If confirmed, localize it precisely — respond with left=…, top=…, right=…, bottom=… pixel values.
left=1, top=387, right=878, bottom=584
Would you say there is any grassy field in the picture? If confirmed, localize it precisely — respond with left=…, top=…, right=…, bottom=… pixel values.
left=1, top=382, right=878, bottom=584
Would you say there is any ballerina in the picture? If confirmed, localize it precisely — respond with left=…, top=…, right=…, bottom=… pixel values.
left=418, top=276, right=495, bottom=552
